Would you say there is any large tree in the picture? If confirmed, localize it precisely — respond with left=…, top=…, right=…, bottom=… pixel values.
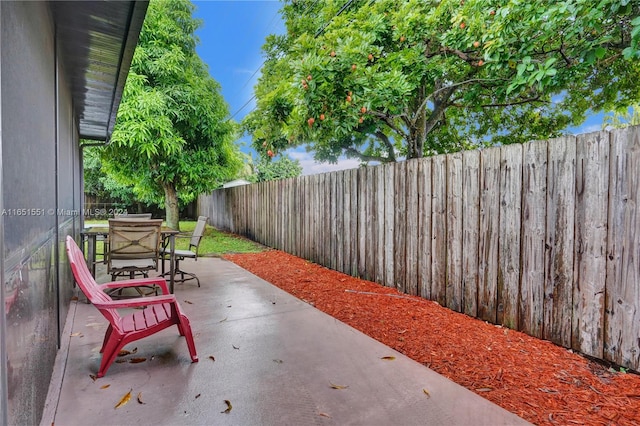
left=254, top=154, right=303, bottom=182
left=246, top=0, right=640, bottom=163
left=83, top=147, right=136, bottom=206
left=103, top=0, right=242, bottom=229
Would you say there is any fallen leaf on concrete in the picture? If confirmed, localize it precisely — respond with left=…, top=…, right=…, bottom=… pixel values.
left=89, top=374, right=97, bottom=381
left=232, top=345, right=240, bottom=350
left=209, top=355, right=216, bottom=361
left=70, top=332, right=83, bottom=337
left=318, top=412, right=331, bottom=418
left=381, top=356, right=396, bottom=361
left=100, top=384, right=110, bottom=390
left=118, top=348, right=137, bottom=357
left=115, top=389, right=132, bottom=409
left=329, top=383, right=349, bottom=390
left=184, top=300, right=193, bottom=304
left=137, top=392, right=145, bottom=405
left=423, top=388, right=430, bottom=398
left=221, top=399, right=232, bottom=414
left=129, top=357, right=147, bottom=364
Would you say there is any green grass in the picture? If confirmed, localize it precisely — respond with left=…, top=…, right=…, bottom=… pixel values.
left=176, top=220, right=265, bottom=256
left=85, top=219, right=265, bottom=257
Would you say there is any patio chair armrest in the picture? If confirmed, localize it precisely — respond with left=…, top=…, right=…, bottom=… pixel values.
left=94, top=294, right=176, bottom=309
left=99, top=277, right=170, bottom=295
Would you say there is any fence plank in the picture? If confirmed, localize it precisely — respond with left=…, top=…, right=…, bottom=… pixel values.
left=259, top=183, right=265, bottom=244
left=288, top=179, right=295, bottom=254
left=315, top=174, right=323, bottom=263
left=417, top=158, right=432, bottom=299
left=266, top=182, right=271, bottom=246
left=430, top=155, right=447, bottom=305
left=309, top=176, right=318, bottom=263
left=263, top=182, right=269, bottom=245
left=478, top=147, right=500, bottom=323
left=572, top=131, right=609, bottom=359
left=462, top=150, right=480, bottom=317
left=342, top=171, right=351, bottom=273
left=307, top=175, right=314, bottom=260
left=406, top=159, right=419, bottom=296
left=446, top=153, right=463, bottom=311
left=281, top=179, right=287, bottom=252
left=366, top=167, right=376, bottom=281
left=298, top=176, right=305, bottom=258
left=256, top=183, right=262, bottom=242
left=335, top=172, right=344, bottom=272
left=294, top=178, right=300, bottom=255
left=255, top=184, right=261, bottom=242
left=271, top=180, right=277, bottom=247
left=324, top=173, right=332, bottom=267
left=358, top=168, right=368, bottom=279
left=330, top=172, right=338, bottom=271
left=520, top=140, right=547, bottom=338
left=605, top=126, right=640, bottom=371
left=384, top=164, right=395, bottom=288
left=498, top=144, right=523, bottom=329
left=544, top=135, right=576, bottom=348
left=375, top=164, right=386, bottom=284
left=297, top=177, right=304, bottom=257
left=350, top=168, right=359, bottom=277
left=394, top=161, right=407, bottom=293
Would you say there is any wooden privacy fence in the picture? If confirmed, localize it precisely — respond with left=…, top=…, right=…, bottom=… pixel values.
left=199, top=126, right=640, bottom=371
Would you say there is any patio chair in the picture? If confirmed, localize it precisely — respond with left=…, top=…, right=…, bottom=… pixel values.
left=65, top=236, right=198, bottom=378
left=114, top=213, right=152, bottom=219
left=95, top=213, right=153, bottom=266
left=161, top=216, right=207, bottom=287
left=107, top=218, right=162, bottom=296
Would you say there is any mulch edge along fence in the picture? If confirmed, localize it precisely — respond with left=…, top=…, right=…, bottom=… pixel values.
left=200, top=125, right=640, bottom=372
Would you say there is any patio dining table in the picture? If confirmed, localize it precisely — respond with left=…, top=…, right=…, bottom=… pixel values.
left=80, top=225, right=180, bottom=293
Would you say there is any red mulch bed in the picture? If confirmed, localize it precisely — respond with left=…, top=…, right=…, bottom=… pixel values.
left=224, top=249, right=640, bottom=426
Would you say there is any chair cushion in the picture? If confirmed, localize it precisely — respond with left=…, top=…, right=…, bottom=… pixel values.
left=161, top=248, right=196, bottom=258
left=111, top=258, right=156, bottom=269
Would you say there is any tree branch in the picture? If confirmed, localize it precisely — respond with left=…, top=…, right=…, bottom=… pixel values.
left=367, top=110, right=409, bottom=140
left=344, top=147, right=394, bottom=163
left=478, top=95, right=545, bottom=108
left=424, top=84, right=455, bottom=135
left=428, top=46, right=478, bottom=63
left=375, top=130, right=396, bottom=162
left=412, top=78, right=505, bottom=121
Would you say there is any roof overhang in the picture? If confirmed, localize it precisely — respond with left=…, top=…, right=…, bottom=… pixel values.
left=50, top=1, right=148, bottom=141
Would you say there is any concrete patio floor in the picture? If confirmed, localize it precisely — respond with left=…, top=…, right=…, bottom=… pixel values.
left=42, top=257, right=530, bottom=425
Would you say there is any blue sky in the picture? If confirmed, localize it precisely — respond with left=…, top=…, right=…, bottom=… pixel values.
left=193, top=1, right=604, bottom=176
left=193, top=0, right=361, bottom=175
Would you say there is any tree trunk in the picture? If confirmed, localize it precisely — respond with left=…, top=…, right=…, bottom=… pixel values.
left=407, top=79, right=455, bottom=158
left=407, top=84, right=427, bottom=159
left=163, top=182, right=180, bottom=230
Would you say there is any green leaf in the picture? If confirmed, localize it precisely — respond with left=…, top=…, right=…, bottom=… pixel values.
left=594, top=47, right=607, bottom=60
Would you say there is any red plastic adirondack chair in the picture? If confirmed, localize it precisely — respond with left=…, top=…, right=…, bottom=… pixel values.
left=65, top=235, right=198, bottom=377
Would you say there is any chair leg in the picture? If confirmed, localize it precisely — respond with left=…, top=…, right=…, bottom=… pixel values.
left=177, top=314, right=198, bottom=362
left=100, top=324, right=114, bottom=354
left=98, top=333, right=126, bottom=378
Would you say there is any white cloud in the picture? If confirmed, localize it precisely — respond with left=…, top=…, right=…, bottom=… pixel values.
left=572, top=124, right=603, bottom=134
left=287, top=149, right=360, bottom=176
